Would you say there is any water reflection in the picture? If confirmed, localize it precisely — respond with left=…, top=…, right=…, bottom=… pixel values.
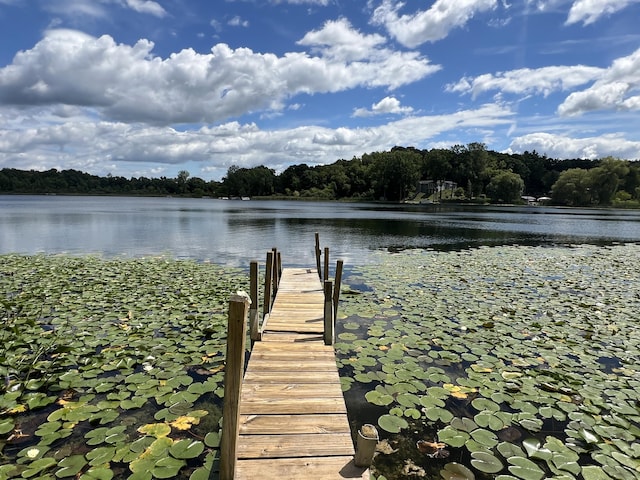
left=1, top=196, right=640, bottom=266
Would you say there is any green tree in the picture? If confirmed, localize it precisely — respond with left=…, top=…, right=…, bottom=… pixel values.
left=588, top=157, right=629, bottom=205
left=486, top=171, right=525, bottom=203
left=177, top=170, right=190, bottom=194
left=551, top=168, right=592, bottom=206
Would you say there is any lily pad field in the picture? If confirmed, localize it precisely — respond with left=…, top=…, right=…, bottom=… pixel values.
left=2, top=243, right=640, bottom=480
left=336, top=243, right=640, bottom=480
left=1, top=255, right=246, bottom=479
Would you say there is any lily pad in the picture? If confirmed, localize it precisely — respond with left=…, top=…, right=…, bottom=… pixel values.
left=169, top=439, right=204, bottom=459
left=470, top=451, right=503, bottom=474
left=441, top=462, right=475, bottom=480
left=507, top=456, right=545, bottom=480
left=378, top=414, right=408, bottom=433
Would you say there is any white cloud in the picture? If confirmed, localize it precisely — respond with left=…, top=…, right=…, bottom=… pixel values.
left=0, top=103, right=514, bottom=177
left=509, top=132, right=640, bottom=159
left=558, top=47, right=640, bottom=115
left=228, top=16, right=249, bottom=27
left=352, top=96, right=414, bottom=117
left=297, top=18, right=387, bottom=61
left=43, top=0, right=108, bottom=19
left=566, top=0, right=640, bottom=25
left=371, top=0, right=498, bottom=47
left=447, top=65, right=604, bottom=99
left=0, top=27, right=438, bottom=125
left=43, top=0, right=167, bottom=19
left=123, top=0, right=167, bottom=17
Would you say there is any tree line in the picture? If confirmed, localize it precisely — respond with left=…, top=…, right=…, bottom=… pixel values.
left=1, top=144, right=639, bottom=206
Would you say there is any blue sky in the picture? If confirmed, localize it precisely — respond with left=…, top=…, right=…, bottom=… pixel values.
left=0, top=0, right=639, bottom=181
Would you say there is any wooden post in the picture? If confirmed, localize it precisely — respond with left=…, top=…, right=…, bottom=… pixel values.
left=264, top=251, right=274, bottom=316
left=277, top=251, right=282, bottom=278
left=219, top=292, right=250, bottom=480
left=323, top=280, right=333, bottom=345
left=323, top=247, right=329, bottom=282
left=333, top=260, right=343, bottom=322
left=271, top=248, right=279, bottom=294
left=249, top=261, right=260, bottom=343
left=354, top=424, right=379, bottom=467
left=315, top=232, right=322, bottom=279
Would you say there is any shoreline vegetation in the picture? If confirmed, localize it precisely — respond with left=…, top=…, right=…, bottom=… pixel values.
left=2, top=144, right=639, bottom=207
left=2, top=244, right=640, bottom=479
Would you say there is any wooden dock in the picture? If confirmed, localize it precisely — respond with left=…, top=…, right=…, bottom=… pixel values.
left=220, top=256, right=372, bottom=479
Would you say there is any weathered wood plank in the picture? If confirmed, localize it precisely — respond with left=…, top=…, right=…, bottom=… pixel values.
left=239, top=414, right=351, bottom=434
left=237, top=433, right=355, bottom=459
left=235, top=456, right=369, bottom=480
left=243, top=370, right=340, bottom=384
left=241, top=383, right=344, bottom=398
left=240, top=396, right=348, bottom=415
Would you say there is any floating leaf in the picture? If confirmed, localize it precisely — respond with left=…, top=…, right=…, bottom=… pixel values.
left=378, top=414, right=408, bottom=433
left=0, top=418, right=15, bottom=435
left=497, top=442, right=525, bottom=459
left=441, top=462, right=475, bottom=480
left=169, top=439, right=204, bottom=459
left=581, top=465, right=612, bottom=480
left=470, top=429, right=499, bottom=448
left=522, top=438, right=552, bottom=461
left=438, top=426, right=470, bottom=448
left=508, top=456, right=545, bottom=480
left=20, top=457, right=58, bottom=478
left=470, top=451, right=503, bottom=473
left=55, top=454, right=87, bottom=478
left=137, top=423, right=171, bottom=438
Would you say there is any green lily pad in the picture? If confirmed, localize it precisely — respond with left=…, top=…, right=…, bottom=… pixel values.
left=471, top=398, right=500, bottom=412
left=522, top=438, right=552, bottom=461
left=169, top=439, right=204, bottom=459
left=151, top=457, right=186, bottom=479
left=137, top=423, right=171, bottom=438
left=497, top=442, right=526, bottom=459
left=470, top=428, right=499, bottom=448
left=440, top=462, right=475, bottom=480
left=55, top=454, right=87, bottom=478
left=581, top=465, right=612, bottom=480
left=470, top=451, right=503, bottom=473
left=378, top=414, right=408, bottom=433
left=20, top=457, right=58, bottom=478
left=204, top=432, right=220, bottom=448
left=438, top=426, right=471, bottom=448
left=78, top=467, right=114, bottom=480
left=507, top=456, right=545, bottom=480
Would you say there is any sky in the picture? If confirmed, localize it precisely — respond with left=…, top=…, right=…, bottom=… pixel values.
left=0, top=0, right=639, bottom=181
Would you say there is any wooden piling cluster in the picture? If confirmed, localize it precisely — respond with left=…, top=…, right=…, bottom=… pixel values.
left=219, top=235, right=374, bottom=479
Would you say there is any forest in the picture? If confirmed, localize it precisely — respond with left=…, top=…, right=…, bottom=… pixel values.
left=1, top=143, right=639, bottom=207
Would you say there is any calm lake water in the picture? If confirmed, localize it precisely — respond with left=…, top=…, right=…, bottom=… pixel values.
left=2, top=195, right=640, bottom=266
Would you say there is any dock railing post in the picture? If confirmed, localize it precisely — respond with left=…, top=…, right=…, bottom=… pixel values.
left=271, top=247, right=279, bottom=294
left=323, top=247, right=329, bottom=282
left=249, top=261, right=260, bottom=344
left=315, top=233, right=322, bottom=279
left=333, top=259, right=343, bottom=322
left=264, top=251, right=274, bottom=316
left=219, top=292, right=251, bottom=480
left=323, top=280, right=334, bottom=345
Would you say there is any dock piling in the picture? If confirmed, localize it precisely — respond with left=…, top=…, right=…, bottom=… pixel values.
left=354, top=424, right=379, bottom=468
left=324, top=280, right=334, bottom=345
left=249, top=261, right=260, bottom=344
left=220, top=292, right=251, bottom=480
